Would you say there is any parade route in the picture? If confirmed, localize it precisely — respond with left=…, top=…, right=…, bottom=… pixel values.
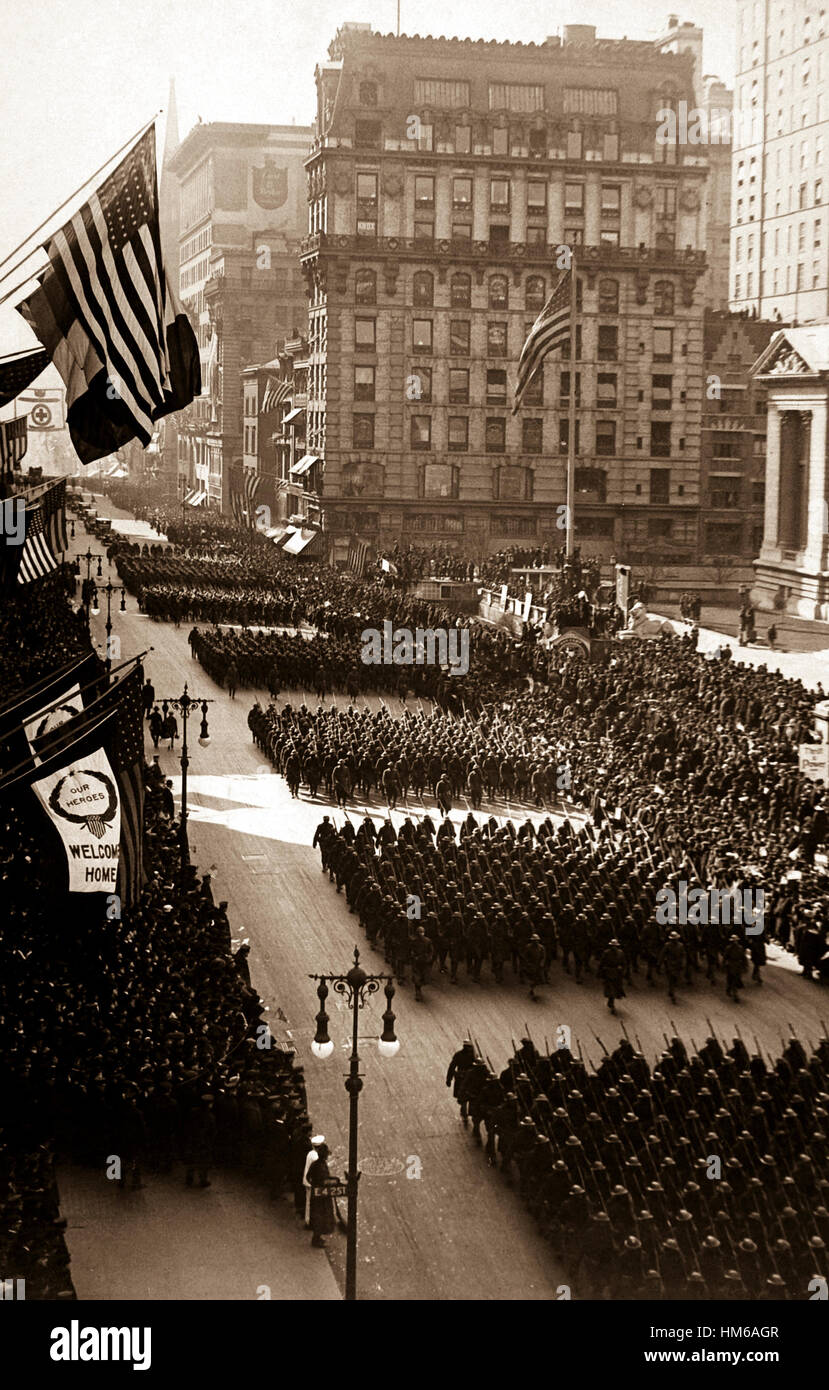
left=62, top=498, right=829, bottom=1302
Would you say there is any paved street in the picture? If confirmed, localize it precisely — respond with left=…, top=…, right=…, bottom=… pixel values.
left=66, top=496, right=829, bottom=1301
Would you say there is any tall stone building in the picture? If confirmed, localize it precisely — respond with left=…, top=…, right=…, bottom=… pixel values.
left=301, top=23, right=713, bottom=564
left=168, top=121, right=311, bottom=510
left=731, top=1, right=829, bottom=321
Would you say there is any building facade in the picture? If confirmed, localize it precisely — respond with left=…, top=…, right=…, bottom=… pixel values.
left=731, top=1, right=829, bottom=321
left=168, top=122, right=311, bottom=510
left=700, top=309, right=779, bottom=561
left=238, top=336, right=322, bottom=534
left=301, top=24, right=715, bottom=565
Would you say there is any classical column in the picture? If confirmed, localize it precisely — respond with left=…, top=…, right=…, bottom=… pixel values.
left=760, top=402, right=781, bottom=559
left=804, top=400, right=828, bottom=571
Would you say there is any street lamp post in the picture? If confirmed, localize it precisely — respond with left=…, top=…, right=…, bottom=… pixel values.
left=79, top=549, right=104, bottom=622
left=89, top=580, right=127, bottom=674
left=155, top=684, right=213, bottom=867
left=309, top=948, right=399, bottom=1301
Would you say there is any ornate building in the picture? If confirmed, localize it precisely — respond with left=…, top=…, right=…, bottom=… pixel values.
left=167, top=121, right=311, bottom=510
left=301, top=23, right=714, bottom=564
left=751, top=324, right=829, bottom=617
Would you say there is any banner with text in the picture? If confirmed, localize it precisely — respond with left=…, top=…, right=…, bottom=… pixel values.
left=31, top=746, right=121, bottom=892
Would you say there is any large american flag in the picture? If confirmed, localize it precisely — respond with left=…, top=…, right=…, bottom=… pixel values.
left=18, top=127, right=200, bottom=465
left=17, top=503, right=58, bottom=584
left=242, top=469, right=261, bottom=529
left=512, top=268, right=572, bottom=414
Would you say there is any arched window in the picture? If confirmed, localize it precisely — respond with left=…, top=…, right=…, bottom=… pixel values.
left=359, top=81, right=378, bottom=106
left=450, top=272, right=471, bottom=308
left=525, top=275, right=546, bottom=312
left=489, top=274, right=509, bottom=309
left=654, top=279, right=675, bottom=314
left=355, top=268, right=376, bottom=305
left=413, top=270, right=434, bottom=307
left=598, top=278, right=619, bottom=314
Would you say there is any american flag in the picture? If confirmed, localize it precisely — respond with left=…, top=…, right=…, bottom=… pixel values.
left=17, top=503, right=58, bottom=584
left=0, top=348, right=50, bottom=409
left=18, top=127, right=200, bottom=466
left=0, top=415, right=28, bottom=480
left=108, top=664, right=146, bottom=909
left=261, top=377, right=290, bottom=414
left=40, top=478, right=68, bottom=557
left=242, top=469, right=261, bottom=529
left=512, top=268, right=572, bottom=414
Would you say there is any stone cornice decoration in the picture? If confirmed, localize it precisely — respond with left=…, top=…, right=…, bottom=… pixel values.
left=767, top=346, right=812, bottom=376
left=381, top=163, right=404, bottom=198
left=298, top=232, right=707, bottom=275
left=679, top=187, right=700, bottom=212
left=332, top=166, right=352, bottom=196
left=633, top=184, right=654, bottom=209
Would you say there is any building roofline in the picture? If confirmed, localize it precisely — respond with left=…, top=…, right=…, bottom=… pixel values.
left=327, top=27, right=695, bottom=67
left=167, top=121, right=313, bottom=173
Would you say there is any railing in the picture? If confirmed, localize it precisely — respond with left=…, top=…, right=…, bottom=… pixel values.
left=702, top=413, right=767, bottom=431
left=300, top=232, right=707, bottom=270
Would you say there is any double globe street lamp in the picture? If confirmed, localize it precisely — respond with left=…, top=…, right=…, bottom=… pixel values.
left=154, top=683, right=213, bottom=867
left=90, top=580, right=127, bottom=674
left=310, top=949, right=399, bottom=1302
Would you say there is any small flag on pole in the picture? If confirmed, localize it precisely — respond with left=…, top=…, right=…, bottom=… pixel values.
left=0, top=415, right=28, bottom=480
left=261, top=377, right=290, bottom=414
left=0, top=348, right=50, bottom=409
left=512, top=268, right=572, bottom=414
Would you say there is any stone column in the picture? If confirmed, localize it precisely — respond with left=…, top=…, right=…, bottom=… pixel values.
left=804, top=399, right=828, bottom=571
left=760, top=402, right=781, bottom=559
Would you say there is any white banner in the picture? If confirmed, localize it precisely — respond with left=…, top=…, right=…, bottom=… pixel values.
left=32, top=746, right=120, bottom=892
left=615, top=563, right=631, bottom=614
left=799, top=742, right=829, bottom=783
left=522, top=590, right=533, bottom=622
left=24, top=683, right=84, bottom=765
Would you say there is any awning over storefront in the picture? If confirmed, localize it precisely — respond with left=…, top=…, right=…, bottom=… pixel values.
left=264, top=525, right=289, bottom=543
left=290, top=453, right=319, bottom=476
left=282, top=527, right=322, bottom=556
left=282, top=407, right=305, bottom=425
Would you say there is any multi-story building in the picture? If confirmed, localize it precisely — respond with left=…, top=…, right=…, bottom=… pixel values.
left=301, top=23, right=713, bottom=565
left=731, top=1, right=829, bottom=321
left=239, top=335, right=322, bottom=535
left=167, top=121, right=311, bottom=510
left=700, top=309, right=779, bottom=560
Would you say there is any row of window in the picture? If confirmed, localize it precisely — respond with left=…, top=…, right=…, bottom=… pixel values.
left=734, top=262, right=824, bottom=297
left=356, top=172, right=632, bottom=217
left=736, top=218, right=822, bottom=262
left=353, top=316, right=673, bottom=362
left=351, top=412, right=678, bottom=457
left=353, top=363, right=676, bottom=410
left=351, top=119, right=624, bottom=163
left=356, top=79, right=620, bottom=115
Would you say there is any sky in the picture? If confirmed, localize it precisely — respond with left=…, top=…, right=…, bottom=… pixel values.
left=0, top=0, right=738, bottom=355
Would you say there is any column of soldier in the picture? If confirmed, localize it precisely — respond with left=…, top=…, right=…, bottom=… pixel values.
left=0, top=576, right=322, bottom=1295
left=445, top=1033, right=828, bottom=1300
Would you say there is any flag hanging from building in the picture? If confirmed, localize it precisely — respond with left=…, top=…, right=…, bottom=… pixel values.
left=261, top=377, right=290, bottom=414
left=19, top=386, right=66, bottom=430
left=242, top=469, right=261, bottom=528
left=0, top=650, right=104, bottom=778
left=107, top=664, right=145, bottom=908
left=40, top=478, right=68, bottom=556
left=348, top=537, right=370, bottom=576
left=17, top=502, right=58, bottom=584
left=17, top=125, right=201, bottom=465
left=0, top=348, right=50, bottom=409
left=512, top=268, right=572, bottom=414
left=0, top=415, right=28, bottom=480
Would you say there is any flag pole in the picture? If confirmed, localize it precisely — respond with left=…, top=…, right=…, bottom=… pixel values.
left=0, top=111, right=162, bottom=292
left=565, top=250, right=577, bottom=558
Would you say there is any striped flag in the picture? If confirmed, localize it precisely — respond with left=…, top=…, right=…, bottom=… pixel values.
left=17, top=126, right=200, bottom=466
left=0, top=348, right=50, bottom=409
left=17, top=503, right=58, bottom=584
left=512, top=268, right=572, bottom=414
left=108, top=664, right=145, bottom=909
left=40, top=478, right=68, bottom=557
left=261, top=377, right=290, bottom=414
left=0, top=416, right=28, bottom=480
left=242, top=469, right=261, bottom=528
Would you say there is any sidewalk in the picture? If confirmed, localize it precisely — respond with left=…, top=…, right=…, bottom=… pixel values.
left=655, top=611, right=829, bottom=692
left=58, top=1163, right=340, bottom=1302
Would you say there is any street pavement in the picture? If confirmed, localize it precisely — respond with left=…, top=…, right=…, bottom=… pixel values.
left=63, top=498, right=829, bottom=1300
